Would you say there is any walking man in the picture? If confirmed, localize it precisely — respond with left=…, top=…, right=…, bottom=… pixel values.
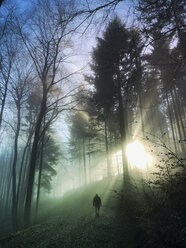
left=93, top=194, right=102, bottom=217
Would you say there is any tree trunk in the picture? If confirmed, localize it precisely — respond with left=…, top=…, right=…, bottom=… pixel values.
left=173, top=87, right=186, bottom=138
left=135, top=54, right=144, bottom=135
left=0, top=71, right=10, bottom=128
left=170, top=91, right=185, bottom=152
left=166, top=94, right=178, bottom=153
left=24, top=85, right=47, bottom=227
left=82, top=137, right=86, bottom=184
left=78, top=154, right=82, bottom=186
left=16, top=131, right=33, bottom=214
left=117, top=79, right=128, bottom=180
left=19, top=145, right=31, bottom=214
left=104, top=118, right=111, bottom=177
left=88, top=138, right=91, bottom=183
left=12, top=105, right=21, bottom=230
left=35, top=132, right=45, bottom=222
left=172, top=1, right=186, bottom=72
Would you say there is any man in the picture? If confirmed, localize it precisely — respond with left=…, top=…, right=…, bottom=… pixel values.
left=93, top=194, right=102, bottom=217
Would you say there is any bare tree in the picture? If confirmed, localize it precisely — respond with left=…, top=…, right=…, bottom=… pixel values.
left=0, top=34, right=16, bottom=130
left=15, top=0, right=81, bottom=226
left=9, top=65, right=32, bottom=230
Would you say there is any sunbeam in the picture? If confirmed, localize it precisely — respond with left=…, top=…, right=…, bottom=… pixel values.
left=126, top=141, right=152, bottom=170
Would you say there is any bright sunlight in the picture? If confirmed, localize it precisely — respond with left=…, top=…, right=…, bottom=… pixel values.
left=126, top=141, right=152, bottom=170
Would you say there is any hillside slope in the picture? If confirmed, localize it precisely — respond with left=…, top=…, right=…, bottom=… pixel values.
left=0, top=176, right=131, bottom=248
left=0, top=175, right=185, bottom=248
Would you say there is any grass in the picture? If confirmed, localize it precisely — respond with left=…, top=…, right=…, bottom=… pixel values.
left=0, top=175, right=185, bottom=248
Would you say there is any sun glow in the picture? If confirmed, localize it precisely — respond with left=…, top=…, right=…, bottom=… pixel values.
left=126, top=141, right=152, bottom=170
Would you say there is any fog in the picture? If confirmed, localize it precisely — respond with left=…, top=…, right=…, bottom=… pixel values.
left=0, top=1, right=185, bottom=247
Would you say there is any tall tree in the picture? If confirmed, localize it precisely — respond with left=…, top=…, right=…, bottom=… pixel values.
left=91, top=17, right=136, bottom=180
left=15, top=0, right=78, bottom=227
left=9, top=65, right=31, bottom=229
left=138, top=0, right=186, bottom=71
left=0, top=32, right=16, bottom=129
left=148, top=31, right=185, bottom=153
left=35, top=130, right=60, bottom=221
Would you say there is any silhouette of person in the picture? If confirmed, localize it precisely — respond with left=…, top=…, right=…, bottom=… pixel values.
left=93, top=194, right=102, bottom=217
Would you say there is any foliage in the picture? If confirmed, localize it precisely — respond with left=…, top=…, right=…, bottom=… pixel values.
left=39, top=132, right=61, bottom=192
left=91, top=17, right=130, bottom=112
left=149, top=141, right=186, bottom=205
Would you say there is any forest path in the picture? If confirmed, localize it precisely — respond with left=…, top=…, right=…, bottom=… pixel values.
left=0, top=176, right=145, bottom=248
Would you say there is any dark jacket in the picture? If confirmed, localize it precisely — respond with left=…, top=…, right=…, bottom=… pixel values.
left=93, top=195, right=102, bottom=208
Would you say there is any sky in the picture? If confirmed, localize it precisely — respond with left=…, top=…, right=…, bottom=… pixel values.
left=8, top=0, right=135, bottom=74
left=1, top=0, right=135, bottom=143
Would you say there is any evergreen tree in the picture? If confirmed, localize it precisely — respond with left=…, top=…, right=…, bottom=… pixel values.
left=138, top=0, right=186, bottom=70
left=90, top=18, right=145, bottom=180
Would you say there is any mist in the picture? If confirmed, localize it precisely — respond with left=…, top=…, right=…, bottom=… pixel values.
left=0, top=0, right=185, bottom=247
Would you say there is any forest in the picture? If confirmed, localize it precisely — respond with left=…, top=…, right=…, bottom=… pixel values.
left=0, top=0, right=185, bottom=247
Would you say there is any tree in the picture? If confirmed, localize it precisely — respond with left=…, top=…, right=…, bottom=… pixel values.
left=0, top=27, right=16, bottom=130
left=91, top=17, right=139, bottom=180
left=35, top=130, right=61, bottom=221
left=147, top=31, right=185, bottom=153
left=15, top=0, right=79, bottom=227
left=69, top=110, right=91, bottom=185
left=68, top=86, right=106, bottom=184
left=137, top=0, right=186, bottom=71
left=9, top=65, right=32, bottom=229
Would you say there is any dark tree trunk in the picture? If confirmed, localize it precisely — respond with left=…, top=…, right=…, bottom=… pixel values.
left=35, top=132, right=45, bottom=222
left=135, top=55, right=144, bottom=135
left=173, top=88, right=186, bottom=138
left=12, top=106, right=21, bottom=230
left=166, top=94, right=178, bottom=153
left=19, top=144, right=31, bottom=215
left=172, top=2, right=186, bottom=72
left=170, top=91, right=185, bottom=152
left=0, top=73, right=10, bottom=128
left=117, top=78, right=128, bottom=180
left=5, top=175, right=12, bottom=216
left=104, top=118, right=111, bottom=177
left=82, top=137, right=86, bottom=184
left=16, top=132, right=33, bottom=213
left=24, top=85, right=47, bottom=227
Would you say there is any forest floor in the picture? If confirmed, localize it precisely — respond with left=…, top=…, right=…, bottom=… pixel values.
left=0, top=175, right=185, bottom=248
